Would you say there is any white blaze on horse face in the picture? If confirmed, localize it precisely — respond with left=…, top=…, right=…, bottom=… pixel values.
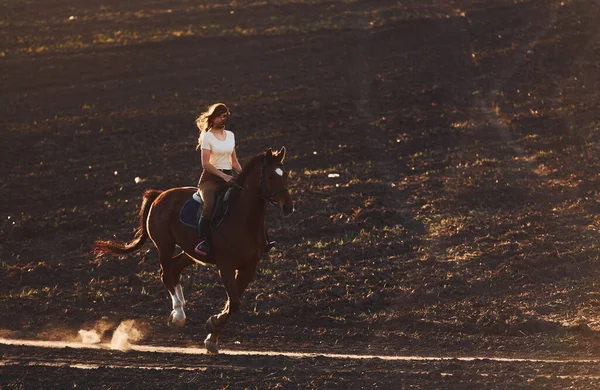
left=275, top=168, right=284, bottom=177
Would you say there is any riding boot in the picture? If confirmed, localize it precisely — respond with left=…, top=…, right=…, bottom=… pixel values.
left=265, top=228, right=277, bottom=252
left=194, top=215, right=211, bottom=256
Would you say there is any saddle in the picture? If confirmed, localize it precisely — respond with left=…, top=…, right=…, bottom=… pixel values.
left=179, top=188, right=235, bottom=229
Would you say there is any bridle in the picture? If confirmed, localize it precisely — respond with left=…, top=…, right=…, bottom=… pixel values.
left=229, top=156, right=289, bottom=207
left=258, top=158, right=289, bottom=206
left=211, top=156, right=289, bottom=250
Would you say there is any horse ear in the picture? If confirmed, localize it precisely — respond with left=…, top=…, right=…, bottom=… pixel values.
left=265, top=148, right=273, bottom=157
left=276, top=146, right=286, bottom=162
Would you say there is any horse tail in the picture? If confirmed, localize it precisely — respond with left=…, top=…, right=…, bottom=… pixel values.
left=92, top=189, right=163, bottom=255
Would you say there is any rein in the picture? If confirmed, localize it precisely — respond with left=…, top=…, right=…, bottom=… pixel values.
left=230, top=157, right=288, bottom=207
left=210, top=155, right=288, bottom=251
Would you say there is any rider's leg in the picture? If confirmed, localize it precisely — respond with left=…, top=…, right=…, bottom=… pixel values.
left=195, top=181, right=217, bottom=256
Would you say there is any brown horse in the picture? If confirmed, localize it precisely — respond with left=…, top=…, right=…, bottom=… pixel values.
left=93, top=147, right=293, bottom=353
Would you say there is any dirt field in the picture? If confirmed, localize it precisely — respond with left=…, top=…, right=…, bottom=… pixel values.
left=3, top=0, right=600, bottom=388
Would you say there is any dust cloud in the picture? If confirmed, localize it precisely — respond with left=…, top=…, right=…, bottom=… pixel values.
left=78, top=319, right=113, bottom=344
left=110, top=320, right=145, bottom=351
left=78, top=319, right=146, bottom=350
left=78, top=329, right=101, bottom=344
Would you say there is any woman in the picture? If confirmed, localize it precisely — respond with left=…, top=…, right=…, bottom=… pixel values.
left=194, top=103, right=242, bottom=256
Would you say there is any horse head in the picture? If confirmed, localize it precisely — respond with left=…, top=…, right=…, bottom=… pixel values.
left=261, top=147, right=294, bottom=216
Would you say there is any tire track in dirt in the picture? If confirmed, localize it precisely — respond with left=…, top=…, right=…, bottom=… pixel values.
left=464, top=1, right=559, bottom=157
left=0, top=360, right=206, bottom=372
left=2, top=337, right=600, bottom=364
left=467, top=0, right=600, bottom=152
left=3, top=338, right=600, bottom=384
left=3, top=360, right=600, bottom=382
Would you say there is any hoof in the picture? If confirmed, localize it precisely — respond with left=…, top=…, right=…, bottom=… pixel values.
left=206, top=316, right=218, bottom=333
left=205, top=335, right=219, bottom=354
left=168, top=309, right=186, bottom=328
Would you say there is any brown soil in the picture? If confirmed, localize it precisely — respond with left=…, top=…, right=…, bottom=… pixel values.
left=3, top=0, right=600, bottom=388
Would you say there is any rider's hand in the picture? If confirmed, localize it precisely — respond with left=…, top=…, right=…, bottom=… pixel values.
left=223, top=174, right=234, bottom=183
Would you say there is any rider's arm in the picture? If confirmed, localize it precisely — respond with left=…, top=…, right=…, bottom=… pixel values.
left=231, top=148, right=242, bottom=175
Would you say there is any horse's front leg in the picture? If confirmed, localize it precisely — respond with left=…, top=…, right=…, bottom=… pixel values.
left=205, top=264, right=257, bottom=354
left=205, top=266, right=237, bottom=354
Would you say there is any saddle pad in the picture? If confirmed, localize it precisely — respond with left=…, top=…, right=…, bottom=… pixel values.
left=179, top=198, right=202, bottom=228
left=179, top=188, right=235, bottom=230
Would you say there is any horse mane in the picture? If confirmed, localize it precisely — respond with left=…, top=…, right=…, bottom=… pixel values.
left=234, top=152, right=265, bottom=188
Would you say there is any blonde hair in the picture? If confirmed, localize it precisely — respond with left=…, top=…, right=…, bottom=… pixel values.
left=195, top=103, right=230, bottom=150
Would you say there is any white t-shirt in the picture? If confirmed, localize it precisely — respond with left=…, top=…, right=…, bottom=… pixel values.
left=200, top=130, right=235, bottom=170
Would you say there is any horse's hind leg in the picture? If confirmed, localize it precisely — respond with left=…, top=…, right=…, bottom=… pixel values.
left=171, top=252, right=195, bottom=312
left=166, top=253, right=192, bottom=329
